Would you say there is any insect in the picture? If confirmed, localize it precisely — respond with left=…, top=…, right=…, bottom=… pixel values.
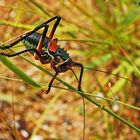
left=0, top=16, right=137, bottom=140
left=0, top=16, right=83, bottom=94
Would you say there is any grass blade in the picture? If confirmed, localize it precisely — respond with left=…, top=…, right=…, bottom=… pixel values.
left=0, top=55, right=41, bottom=88
left=21, top=55, right=140, bottom=133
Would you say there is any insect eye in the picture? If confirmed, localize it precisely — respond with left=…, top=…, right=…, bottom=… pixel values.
left=57, top=50, right=61, bottom=54
left=57, top=49, right=64, bottom=55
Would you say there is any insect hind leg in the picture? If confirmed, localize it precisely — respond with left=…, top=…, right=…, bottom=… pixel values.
left=34, top=25, right=49, bottom=60
left=0, top=16, right=61, bottom=51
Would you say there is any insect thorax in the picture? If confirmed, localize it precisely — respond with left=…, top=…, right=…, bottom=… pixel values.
left=22, top=32, right=70, bottom=65
left=53, top=48, right=70, bottom=64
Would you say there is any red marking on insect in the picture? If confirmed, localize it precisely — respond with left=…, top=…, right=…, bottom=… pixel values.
left=48, top=39, right=59, bottom=53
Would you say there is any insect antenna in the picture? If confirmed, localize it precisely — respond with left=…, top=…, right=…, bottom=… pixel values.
left=0, top=31, right=30, bottom=48
left=84, top=66, right=134, bottom=83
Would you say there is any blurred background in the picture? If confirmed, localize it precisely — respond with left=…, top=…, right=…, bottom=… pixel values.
left=0, top=0, right=140, bottom=139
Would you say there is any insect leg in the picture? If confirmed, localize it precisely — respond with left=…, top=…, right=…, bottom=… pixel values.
left=46, top=71, right=59, bottom=94
left=73, top=62, right=84, bottom=91
left=49, top=16, right=61, bottom=39
left=0, top=48, right=41, bottom=58
left=34, top=25, right=49, bottom=60
left=0, top=16, right=61, bottom=50
left=73, top=62, right=85, bottom=140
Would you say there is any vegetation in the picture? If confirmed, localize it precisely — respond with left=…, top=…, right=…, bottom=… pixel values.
left=0, top=0, right=140, bottom=139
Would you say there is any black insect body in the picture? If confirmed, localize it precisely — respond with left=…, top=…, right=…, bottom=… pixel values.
left=22, top=32, right=52, bottom=64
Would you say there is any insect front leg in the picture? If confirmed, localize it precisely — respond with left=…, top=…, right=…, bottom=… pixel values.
left=73, top=62, right=84, bottom=91
left=46, top=71, right=59, bottom=94
left=73, top=62, right=85, bottom=140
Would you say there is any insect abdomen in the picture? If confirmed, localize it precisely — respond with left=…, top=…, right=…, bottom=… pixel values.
left=22, top=32, right=49, bottom=55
